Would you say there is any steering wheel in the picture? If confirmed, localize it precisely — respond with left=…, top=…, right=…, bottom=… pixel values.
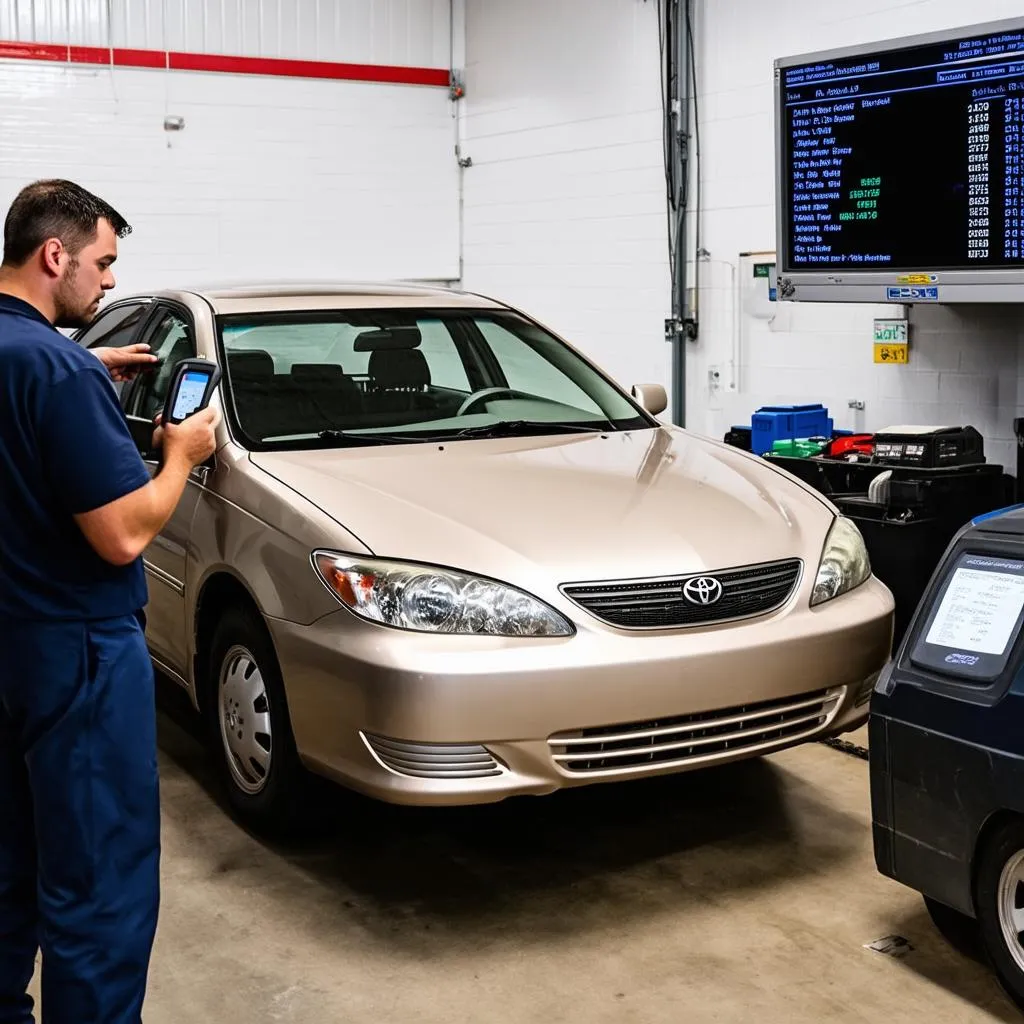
left=456, top=387, right=528, bottom=416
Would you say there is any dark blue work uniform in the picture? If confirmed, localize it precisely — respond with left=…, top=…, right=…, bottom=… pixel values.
left=0, top=294, right=159, bottom=1023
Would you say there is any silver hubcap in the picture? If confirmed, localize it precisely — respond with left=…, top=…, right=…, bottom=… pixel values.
left=218, top=645, right=273, bottom=795
left=998, top=849, right=1024, bottom=971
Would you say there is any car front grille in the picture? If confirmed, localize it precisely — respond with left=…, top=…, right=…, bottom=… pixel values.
left=547, top=687, right=844, bottom=775
left=560, top=559, right=802, bottom=629
left=362, top=734, right=503, bottom=780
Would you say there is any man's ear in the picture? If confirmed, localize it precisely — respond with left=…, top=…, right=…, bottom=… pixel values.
left=40, top=238, right=64, bottom=279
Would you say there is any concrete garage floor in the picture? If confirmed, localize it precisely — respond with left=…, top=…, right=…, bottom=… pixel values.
left=30, top=700, right=1020, bottom=1022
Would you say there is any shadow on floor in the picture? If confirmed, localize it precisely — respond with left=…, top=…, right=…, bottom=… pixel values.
left=154, top=675, right=865, bottom=954
left=881, top=902, right=1018, bottom=1021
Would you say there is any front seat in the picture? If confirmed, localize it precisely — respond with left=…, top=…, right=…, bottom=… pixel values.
left=366, top=348, right=431, bottom=415
left=226, top=349, right=309, bottom=440
left=289, top=363, right=363, bottom=429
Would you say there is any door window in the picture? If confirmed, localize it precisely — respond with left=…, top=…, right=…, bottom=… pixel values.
left=127, top=310, right=196, bottom=422
left=75, top=302, right=150, bottom=350
left=75, top=302, right=152, bottom=401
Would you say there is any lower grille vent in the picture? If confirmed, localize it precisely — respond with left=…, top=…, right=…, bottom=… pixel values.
left=363, top=734, right=502, bottom=779
left=548, top=688, right=844, bottom=774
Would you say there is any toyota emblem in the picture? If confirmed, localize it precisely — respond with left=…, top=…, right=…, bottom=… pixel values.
left=682, top=576, right=724, bottom=605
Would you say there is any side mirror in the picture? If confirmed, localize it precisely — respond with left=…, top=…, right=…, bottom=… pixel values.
left=631, top=383, right=668, bottom=417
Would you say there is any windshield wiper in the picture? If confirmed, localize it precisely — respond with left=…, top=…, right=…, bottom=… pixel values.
left=314, top=421, right=612, bottom=447
left=316, top=429, right=425, bottom=447
left=449, top=420, right=609, bottom=441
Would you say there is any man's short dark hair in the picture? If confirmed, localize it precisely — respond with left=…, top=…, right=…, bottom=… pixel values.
left=2, top=179, right=131, bottom=267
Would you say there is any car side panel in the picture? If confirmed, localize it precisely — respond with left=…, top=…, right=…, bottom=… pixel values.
left=183, top=445, right=373, bottom=692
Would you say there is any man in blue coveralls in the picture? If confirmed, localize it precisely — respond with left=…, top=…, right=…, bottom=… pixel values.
left=0, top=180, right=220, bottom=1022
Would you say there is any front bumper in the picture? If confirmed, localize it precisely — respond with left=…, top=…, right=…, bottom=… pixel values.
left=268, top=575, right=893, bottom=805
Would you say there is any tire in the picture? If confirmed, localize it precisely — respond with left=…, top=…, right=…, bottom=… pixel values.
left=923, top=895, right=982, bottom=959
left=975, top=818, right=1024, bottom=1011
left=204, top=604, right=309, bottom=836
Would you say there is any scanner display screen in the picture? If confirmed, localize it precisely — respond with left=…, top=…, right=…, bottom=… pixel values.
left=171, top=370, right=210, bottom=420
left=910, top=553, right=1024, bottom=682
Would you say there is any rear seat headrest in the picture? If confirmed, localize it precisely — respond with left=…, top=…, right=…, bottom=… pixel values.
left=368, top=348, right=430, bottom=390
left=228, top=350, right=274, bottom=379
left=290, top=363, right=345, bottom=382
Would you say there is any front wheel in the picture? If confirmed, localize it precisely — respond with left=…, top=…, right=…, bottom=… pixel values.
left=975, top=819, right=1024, bottom=1010
left=205, top=605, right=309, bottom=835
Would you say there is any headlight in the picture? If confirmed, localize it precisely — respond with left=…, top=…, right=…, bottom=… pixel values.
left=312, top=551, right=574, bottom=637
left=811, top=516, right=871, bottom=607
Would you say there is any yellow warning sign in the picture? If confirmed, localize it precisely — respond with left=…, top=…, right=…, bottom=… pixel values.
left=896, top=274, right=935, bottom=285
left=874, top=342, right=909, bottom=364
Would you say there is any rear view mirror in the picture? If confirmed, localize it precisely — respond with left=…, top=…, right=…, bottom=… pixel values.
left=352, top=326, right=422, bottom=351
left=632, top=383, right=668, bottom=417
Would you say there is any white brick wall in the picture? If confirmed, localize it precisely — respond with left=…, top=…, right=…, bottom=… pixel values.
left=459, top=0, right=672, bottom=400
left=693, top=0, right=1024, bottom=472
left=0, top=0, right=458, bottom=295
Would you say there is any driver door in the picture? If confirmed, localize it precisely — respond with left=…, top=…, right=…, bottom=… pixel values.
left=123, top=305, right=200, bottom=680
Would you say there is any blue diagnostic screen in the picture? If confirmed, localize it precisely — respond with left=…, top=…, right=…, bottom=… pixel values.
left=172, top=371, right=209, bottom=420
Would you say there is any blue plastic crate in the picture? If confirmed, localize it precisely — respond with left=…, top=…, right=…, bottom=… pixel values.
left=750, top=404, right=833, bottom=456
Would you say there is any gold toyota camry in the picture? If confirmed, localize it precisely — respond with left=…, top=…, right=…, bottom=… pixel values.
left=75, top=283, right=894, bottom=832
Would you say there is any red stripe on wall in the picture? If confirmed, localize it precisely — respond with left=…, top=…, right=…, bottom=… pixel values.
left=0, top=41, right=66, bottom=62
left=113, top=48, right=168, bottom=69
left=0, top=38, right=449, bottom=88
left=169, top=50, right=450, bottom=87
left=69, top=45, right=110, bottom=65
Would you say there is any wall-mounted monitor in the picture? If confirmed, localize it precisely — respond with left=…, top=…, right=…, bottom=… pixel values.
left=775, top=17, right=1024, bottom=303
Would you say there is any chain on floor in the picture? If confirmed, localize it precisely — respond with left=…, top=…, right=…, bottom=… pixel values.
left=820, top=736, right=869, bottom=761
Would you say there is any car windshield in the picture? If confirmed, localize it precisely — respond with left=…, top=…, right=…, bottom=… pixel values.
left=217, top=308, right=654, bottom=450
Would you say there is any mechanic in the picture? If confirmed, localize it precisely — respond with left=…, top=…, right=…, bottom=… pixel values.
left=0, top=180, right=219, bottom=1023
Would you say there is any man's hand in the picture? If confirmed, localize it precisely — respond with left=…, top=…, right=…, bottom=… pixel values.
left=161, top=407, right=221, bottom=468
left=151, top=412, right=164, bottom=452
left=92, top=344, right=159, bottom=382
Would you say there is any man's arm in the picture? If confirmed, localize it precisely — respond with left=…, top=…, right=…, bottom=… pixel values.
left=37, top=366, right=220, bottom=568
left=74, top=412, right=218, bottom=565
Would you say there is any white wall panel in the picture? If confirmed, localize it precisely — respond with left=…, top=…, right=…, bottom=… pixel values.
left=0, top=0, right=451, bottom=66
left=0, top=60, right=459, bottom=292
left=690, top=0, right=1024, bottom=469
left=460, top=0, right=671, bottom=403
left=66, top=0, right=107, bottom=47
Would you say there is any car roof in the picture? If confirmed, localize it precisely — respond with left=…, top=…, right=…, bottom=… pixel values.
left=150, top=281, right=509, bottom=316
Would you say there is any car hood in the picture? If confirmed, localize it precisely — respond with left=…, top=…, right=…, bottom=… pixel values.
left=248, top=427, right=835, bottom=587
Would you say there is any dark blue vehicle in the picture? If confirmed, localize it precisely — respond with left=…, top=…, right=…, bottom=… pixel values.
left=871, top=505, right=1024, bottom=1010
